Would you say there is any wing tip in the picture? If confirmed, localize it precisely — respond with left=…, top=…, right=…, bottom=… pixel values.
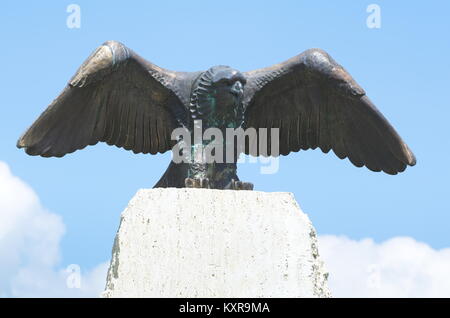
left=407, top=151, right=417, bottom=167
left=16, top=135, right=37, bottom=155
left=16, top=137, right=68, bottom=158
left=401, top=143, right=416, bottom=167
left=16, top=137, right=25, bottom=149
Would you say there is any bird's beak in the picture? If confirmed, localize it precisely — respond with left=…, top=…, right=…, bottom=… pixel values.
left=231, top=81, right=243, bottom=96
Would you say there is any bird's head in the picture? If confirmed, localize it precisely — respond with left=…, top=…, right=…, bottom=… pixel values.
left=191, top=66, right=246, bottom=128
left=208, top=65, right=246, bottom=109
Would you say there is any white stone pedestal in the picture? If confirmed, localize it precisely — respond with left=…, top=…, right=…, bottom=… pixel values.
left=102, top=188, right=330, bottom=297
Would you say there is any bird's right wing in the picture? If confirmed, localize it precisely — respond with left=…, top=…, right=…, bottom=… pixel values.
left=17, top=41, right=197, bottom=157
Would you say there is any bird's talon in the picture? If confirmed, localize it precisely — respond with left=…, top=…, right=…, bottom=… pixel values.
left=230, top=179, right=254, bottom=191
left=185, top=178, right=194, bottom=188
left=184, top=177, right=210, bottom=189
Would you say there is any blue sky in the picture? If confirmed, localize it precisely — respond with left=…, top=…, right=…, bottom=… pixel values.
left=0, top=1, right=449, bottom=294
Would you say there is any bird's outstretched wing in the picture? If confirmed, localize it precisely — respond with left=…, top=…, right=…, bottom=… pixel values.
left=17, top=41, right=197, bottom=157
left=242, top=49, right=416, bottom=174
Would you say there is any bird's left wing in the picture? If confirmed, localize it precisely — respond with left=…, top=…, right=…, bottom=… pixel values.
left=242, top=49, right=416, bottom=174
left=17, top=41, right=198, bottom=157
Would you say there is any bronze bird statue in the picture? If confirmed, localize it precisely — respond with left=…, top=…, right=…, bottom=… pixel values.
left=17, top=41, right=416, bottom=190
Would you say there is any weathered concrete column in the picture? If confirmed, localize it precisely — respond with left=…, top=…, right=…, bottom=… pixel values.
left=102, top=188, right=330, bottom=297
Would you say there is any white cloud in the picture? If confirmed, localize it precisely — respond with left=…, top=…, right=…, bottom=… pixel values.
left=0, top=161, right=108, bottom=297
left=318, top=235, right=450, bottom=297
